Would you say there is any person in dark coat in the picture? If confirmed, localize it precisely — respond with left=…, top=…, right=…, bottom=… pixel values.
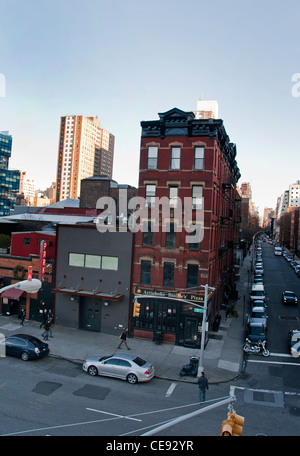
left=40, top=309, right=48, bottom=329
left=198, top=371, right=209, bottom=402
left=118, top=328, right=131, bottom=350
left=19, top=308, right=26, bottom=326
left=43, top=321, right=50, bottom=340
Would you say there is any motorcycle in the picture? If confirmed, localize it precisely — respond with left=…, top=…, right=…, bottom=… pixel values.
left=243, top=338, right=270, bottom=357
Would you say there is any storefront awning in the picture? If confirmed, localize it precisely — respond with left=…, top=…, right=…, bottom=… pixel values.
left=52, top=287, right=124, bottom=301
left=1, top=288, right=24, bottom=300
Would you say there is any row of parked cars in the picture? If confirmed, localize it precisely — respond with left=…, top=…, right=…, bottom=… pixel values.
left=245, top=241, right=268, bottom=344
left=282, top=250, right=300, bottom=278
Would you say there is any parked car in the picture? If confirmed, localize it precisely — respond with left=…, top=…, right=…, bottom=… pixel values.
left=251, top=300, right=267, bottom=309
left=245, top=322, right=267, bottom=344
left=83, top=353, right=155, bottom=384
left=254, top=266, right=264, bottom=276
left=288, top=330, right=300, bottom=358
left=250, top=284, right=266, bottom=302
left=282, top=290, right=298, bottom=305
left=0, top=334, right=49, bottom=361
left=253, top=275, right=264, bottom=284
left=248, top=306, right=268, bottom=330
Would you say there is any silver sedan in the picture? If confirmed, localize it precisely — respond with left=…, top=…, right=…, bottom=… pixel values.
left=82, top=353, right=155, bottom=384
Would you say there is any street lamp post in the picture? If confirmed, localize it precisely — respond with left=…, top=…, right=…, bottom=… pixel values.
left=198, top=283, right=215, bottom=376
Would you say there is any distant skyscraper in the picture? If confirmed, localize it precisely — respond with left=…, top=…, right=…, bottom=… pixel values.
left=19, top=171, right=35, bottom=200
left=0, top=131, right=20, bottom=216
left=239, top=182, right=252, bottom=200
left=56, top=115, right=114, bottom=202
left=289, top=181, right=300, bottom=208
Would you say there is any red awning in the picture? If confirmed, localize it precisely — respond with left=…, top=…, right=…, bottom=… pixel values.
left=1, top=288, right=24, bottom=300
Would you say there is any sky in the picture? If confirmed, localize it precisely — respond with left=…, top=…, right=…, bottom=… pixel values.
left=0, top=0, right=300, bottom=218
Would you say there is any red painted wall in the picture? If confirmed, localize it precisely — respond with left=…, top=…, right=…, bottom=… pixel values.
left=11, top=232, right=56, bottom=259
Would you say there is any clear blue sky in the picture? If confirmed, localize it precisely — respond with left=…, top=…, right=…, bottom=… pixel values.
left=0, top=0, right=300, bottom=217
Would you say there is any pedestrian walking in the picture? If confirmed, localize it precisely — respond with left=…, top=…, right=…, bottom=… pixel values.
left=43, top=321, right=50, bottom=340
left=19, top=308, right=26, bottom=326
left=197, top=371, right=209, bottom=402
left=48, top=310, right=54, bottom=338
left=40, top=308, right=48, bottom=329
left=118, top=328, right=131, bottom=350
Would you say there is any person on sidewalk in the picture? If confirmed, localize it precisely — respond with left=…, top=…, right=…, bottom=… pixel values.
left=19, top=308, right=26, bottom=326
left=40, top=309, right=48, bottom=329
left=118, top=328, right=131, bottom=350
left=48, top=310, right=54, bottom=338
left=43, top=321, right=50, bottom=340
left=197, top=371, right=209, bottom=402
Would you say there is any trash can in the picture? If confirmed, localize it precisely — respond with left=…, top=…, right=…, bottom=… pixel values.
left=154, top=331, right=163, bottom=345
left=189, top=356, right=200, bottom=369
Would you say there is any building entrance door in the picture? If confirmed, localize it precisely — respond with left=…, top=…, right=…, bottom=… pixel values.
left=80, top=297, right=101, bottom=331
left=183, top=317, right=199, bottom=348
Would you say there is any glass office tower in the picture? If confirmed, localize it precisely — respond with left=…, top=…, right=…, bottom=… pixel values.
left=0, top=131, right=20, bottom=216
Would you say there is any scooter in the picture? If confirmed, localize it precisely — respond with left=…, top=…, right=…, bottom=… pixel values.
left=243, top=338, right=270, bottom=357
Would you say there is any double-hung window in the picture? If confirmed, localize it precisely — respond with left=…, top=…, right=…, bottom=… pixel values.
left=140, top=260, right=151, bottom=284
left=163, top=262, right=174, bottom=287
left=170, top=147, right=181, bottom=170
left=169, top=185, right=178, bottom=208
left=187, top=264, right=198, bottom=288
left=194, top=146, right=204, bottom=170
left=165, top=222, right=176, bottom=248
left=192, top=185, right=203, bottom=209
left=147, top=146, right=158, bottom=169
left=145, top=184, right=156, bottom=207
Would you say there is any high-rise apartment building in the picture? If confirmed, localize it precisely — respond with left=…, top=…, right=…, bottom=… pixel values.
left=0, top=131, right=20, bottom=216
left=19, top=171, right=35, bottom=200
left=289, top=181, right=300, bottom=207
left=56, top=115, right=114, bottom=202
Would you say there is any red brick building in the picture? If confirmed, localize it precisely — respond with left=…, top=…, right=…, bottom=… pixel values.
left=131, top=108, right=240, bottom=347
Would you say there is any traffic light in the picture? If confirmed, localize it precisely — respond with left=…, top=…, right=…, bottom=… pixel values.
left=133, top=301, right=141, bottom=317
left=221, top=410, right=245, bottom=436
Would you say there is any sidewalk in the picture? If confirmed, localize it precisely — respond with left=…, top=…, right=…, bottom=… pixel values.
left=0, top=255, right=251, bottom=385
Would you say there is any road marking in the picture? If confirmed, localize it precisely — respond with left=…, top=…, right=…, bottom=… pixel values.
left=166, top=382, right=177, bottom=397
left=247, top=359, right=300, bottom=367
left=86, top=408, right=142, bottom=422
left=270, top=352, right=294, bottom=358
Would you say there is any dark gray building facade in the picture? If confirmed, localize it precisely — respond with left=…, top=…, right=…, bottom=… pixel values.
left=53, top=224, right=133, bottom=334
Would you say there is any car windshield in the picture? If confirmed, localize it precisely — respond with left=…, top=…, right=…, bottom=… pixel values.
left=133, top=356, right=147, bottom=366
left=253, top=291, right=264, bottom=296
left=99, top=355, right=112, bottom=361
left=285, top=292, right=294, bottom=297
left=251, top=327, right=265, bottom=335
left=252, top=312, right=265, bottom=318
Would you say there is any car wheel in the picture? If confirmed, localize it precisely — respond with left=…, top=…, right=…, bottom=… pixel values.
left=127, top=373, right=138, bottom=384
left=88, top=365, right=98, bottom=376
left=21, top=352, right=29, bottom=361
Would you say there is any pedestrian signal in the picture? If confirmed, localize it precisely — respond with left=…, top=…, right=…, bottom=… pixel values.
left=221, top=410, right=245, bottom=436
left=133, top=301, right=141, bottom=317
